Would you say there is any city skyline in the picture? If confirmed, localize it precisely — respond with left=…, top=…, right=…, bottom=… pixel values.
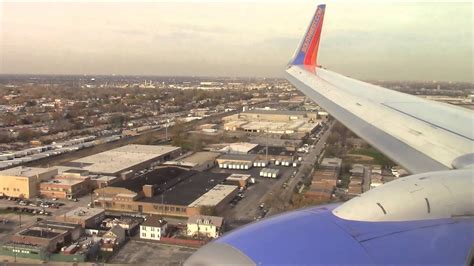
left=1, top=1, right=472, bottom=82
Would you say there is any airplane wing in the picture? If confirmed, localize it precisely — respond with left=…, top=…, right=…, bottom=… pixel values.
left=285, top=5, right=474, bottom=174
left=185, top=4, right=474, bottom=266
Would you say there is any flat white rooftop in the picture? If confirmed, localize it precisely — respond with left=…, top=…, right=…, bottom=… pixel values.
left=227, top=173, right=251, bottom=181
left=42, top=177, right=84, bottom=186
left=69, top=145, right=180, bottom=175
left=188, top=184, right=238, bottom=208
left=63, top=207, right=105, bottom=219
left=0, top=166, right=56, bottom=178
left=177, top=152, right=221, bottom=165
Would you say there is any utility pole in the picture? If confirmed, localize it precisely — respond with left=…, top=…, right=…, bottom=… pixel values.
left=165, top=119, right=169, bottom=141
left=265, top=128, right=269, bottom=162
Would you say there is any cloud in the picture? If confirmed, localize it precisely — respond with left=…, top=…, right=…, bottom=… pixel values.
left=0, top=2, right=472, bottom=81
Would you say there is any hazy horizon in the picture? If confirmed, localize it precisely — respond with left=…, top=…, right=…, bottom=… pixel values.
left=1, top=1, right=472, bottom=82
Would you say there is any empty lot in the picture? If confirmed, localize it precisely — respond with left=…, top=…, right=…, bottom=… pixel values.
left=109, top=239, right=196, bottom=265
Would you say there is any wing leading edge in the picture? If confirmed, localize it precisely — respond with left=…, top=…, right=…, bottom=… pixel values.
left=285, top=5, right=473, bottom=174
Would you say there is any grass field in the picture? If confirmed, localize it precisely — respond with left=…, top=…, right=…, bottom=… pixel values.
left=349, top=148, right=394, bottom=166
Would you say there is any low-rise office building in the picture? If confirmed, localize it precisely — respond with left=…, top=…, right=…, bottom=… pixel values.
left=56, top=207, right=106, bottom=228
left=225, top=173, right=251, bottom=187
left=39, top=175, right=91, bottom=199
left=0, top=166, right=58, bottom=198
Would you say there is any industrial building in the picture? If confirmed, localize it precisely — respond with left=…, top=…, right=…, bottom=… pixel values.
left=223, top=110, right=320, bottom=135
left=63, top=145, right=181, bottom=176
left=55, top=207, right=106, bottom=228
left=93, top=166, right=237, bottom=218
left=233, top=110, right=316, bottom=122
left=0, top=166, right=58, bottom=198
left=216, top=154, right=257, bottom=169
left=163, top=152, right=221, bottom=171
left=7, top=220, right=82, bottom=253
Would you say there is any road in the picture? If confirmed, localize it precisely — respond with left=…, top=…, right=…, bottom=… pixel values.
left=266, top=121, right=334, bottom=216
left=216, top=166, right=295, bottom=230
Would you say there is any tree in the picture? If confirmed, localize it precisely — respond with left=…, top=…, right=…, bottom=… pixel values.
left=0, top=132, right=12, bottom=143
left=326, top=132, right=341, bottom=145
left=190, top=135, right=203, bottom=152
left=325, top=145, right=342, bottom=157
left=108, top=114, right=126, bottom=128
left=171, top=120, right=186, bottom=147
left=17, top=128, right=37, bottom=142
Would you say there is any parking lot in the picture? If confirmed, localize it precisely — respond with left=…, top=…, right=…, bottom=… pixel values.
left=109, top=239, right=196, bottom=265
left=0, top=194, right=92, bottom=244
left=212, top=164, right=297, bottom=230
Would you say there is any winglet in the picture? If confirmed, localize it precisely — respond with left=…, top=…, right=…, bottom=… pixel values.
left=290, top=4, right=325, bottom=72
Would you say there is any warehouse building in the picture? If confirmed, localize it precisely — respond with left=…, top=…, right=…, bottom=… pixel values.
left=163, top=152, right=221, bottom=171
left=188, top=184, right=239, bottom=214
left=222, top=110, right=320, bottom=136
left=63, top=145, right=181, bottom=176
left=93, top=167, right=236, bottom=218
left=227, top=110, right=316, bottom=122
left=0, top=166, right=58, bottom=198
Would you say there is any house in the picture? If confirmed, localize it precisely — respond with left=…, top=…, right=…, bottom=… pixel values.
left=102, top=217, right=140, bottom=236
left=101, top=225, right=126, bottom=251
left=140, top=216, right=168, bottom=241
left=187, top=215, right=223, bottom=239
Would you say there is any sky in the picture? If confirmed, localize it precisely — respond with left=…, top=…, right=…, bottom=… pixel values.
left=0, top=1, right=472, bottom=82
